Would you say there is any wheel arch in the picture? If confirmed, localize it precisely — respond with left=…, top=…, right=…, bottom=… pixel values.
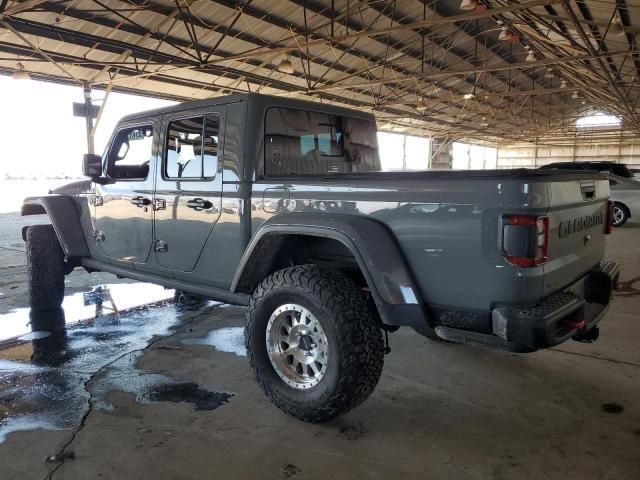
left=231, top=214, right=432, bottom=329
left=21, top=195, right=90, bottom=259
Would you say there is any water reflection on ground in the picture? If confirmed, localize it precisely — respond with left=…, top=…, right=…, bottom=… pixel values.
left=0, top=283, right=233, bottom=443
left=0, top=283, right=173, bottom=344
left=181, top=327, right=246, bottom=356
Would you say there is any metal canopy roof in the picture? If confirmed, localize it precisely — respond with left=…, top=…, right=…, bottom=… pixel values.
left=0, top=0, right=639, bottom=144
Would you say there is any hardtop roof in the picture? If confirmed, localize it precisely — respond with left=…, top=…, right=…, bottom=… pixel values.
left=119, top=93, right=376, bottom=124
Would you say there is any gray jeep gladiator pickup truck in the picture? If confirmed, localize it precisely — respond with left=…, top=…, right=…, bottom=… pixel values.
left=22, top=94, right=619, bottom=422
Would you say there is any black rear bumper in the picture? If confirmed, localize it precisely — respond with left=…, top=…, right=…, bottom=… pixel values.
left=491, top=261, right=619, bottom=350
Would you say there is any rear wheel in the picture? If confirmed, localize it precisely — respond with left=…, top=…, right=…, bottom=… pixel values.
left=245, top=265, right=384, bottom=422
left=26, top=225, right=66, bottom=309
left=612, top=202, right=629, bottom=227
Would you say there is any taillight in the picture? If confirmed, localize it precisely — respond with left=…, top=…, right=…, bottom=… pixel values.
left=502, top=214, right=549, bottom=267
left=605, top=200, right=614, bottom=234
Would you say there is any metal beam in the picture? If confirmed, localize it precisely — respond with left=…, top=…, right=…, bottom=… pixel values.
left=200, top=0, right=558, bottom=65
left=2, top=0, right=47, bottom=16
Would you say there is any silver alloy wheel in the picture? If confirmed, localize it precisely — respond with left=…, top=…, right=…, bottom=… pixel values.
left=266, top=303, right=329, bottom=389
left=613, top=206, right=625, bottom=226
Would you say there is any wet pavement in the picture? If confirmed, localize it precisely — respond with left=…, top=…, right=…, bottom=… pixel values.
left=181, top=326, right=246, bottom=356
left=0, top=283, right=172, bottom=343
left=0, top=284, right=232, bottom=443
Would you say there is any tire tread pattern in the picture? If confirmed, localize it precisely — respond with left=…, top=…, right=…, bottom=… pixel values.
left=245, top=265, right=384, bottom=423
left=26, top=225, right=65, bottom=309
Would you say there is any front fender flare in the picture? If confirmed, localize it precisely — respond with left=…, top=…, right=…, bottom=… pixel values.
left=231, top=214, right=431, bottom=328
left=22, top=195, right=90, bottom=259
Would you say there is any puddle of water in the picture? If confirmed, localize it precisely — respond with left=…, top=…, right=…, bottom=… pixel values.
left=0, top=419, right=62, bottom=444
left=89, top=350, right=234, bottom=413
left=89, top=350, right=179, bottom=412
left=0, top=283, right=173, bottom=344
left=16, top=331, right=51, bottom=342
left=0, top=283, right=238, bottom=443
left=146, top=382, right=233, bottom=411
left=0, top=289, right=190, bottom=443
left=182, top=327, right=246, bottom=357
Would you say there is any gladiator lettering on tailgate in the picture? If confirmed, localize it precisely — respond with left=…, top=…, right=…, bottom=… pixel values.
left=558, top=206, right=606, bottom=238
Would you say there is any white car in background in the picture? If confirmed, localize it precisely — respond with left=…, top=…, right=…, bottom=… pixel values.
left=609, top=174, right=640, bottom=227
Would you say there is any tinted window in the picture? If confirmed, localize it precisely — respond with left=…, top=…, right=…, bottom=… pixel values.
left=165, top=116, right=220, bottom=179
left=107, top=126, right=153, bottom=180
left=264, top=107, right=380, bottom=176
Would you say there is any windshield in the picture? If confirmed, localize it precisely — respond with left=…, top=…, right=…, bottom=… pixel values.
left=264, top=107, right=381, bottom=176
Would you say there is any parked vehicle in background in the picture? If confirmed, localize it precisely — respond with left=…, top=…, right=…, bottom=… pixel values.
left=21, top=94, right=619, bottom=422
left=608, top=174, right=640, bottom=226
left=539, top=161, right=636, bottom=179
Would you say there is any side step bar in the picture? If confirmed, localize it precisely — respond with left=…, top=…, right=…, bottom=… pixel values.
left=81, top=258, right=250, bottom=306
left=435, top=326, right=536, bottom=353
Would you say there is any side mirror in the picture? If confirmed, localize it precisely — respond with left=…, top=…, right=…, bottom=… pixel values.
left=83, top=153, right=102, bottom=178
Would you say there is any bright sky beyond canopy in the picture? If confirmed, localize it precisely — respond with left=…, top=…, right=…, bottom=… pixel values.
left=0, top=77, right=175, bottom=178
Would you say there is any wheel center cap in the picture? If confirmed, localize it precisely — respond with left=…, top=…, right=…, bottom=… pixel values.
left=298, top=333, right=316, bottom=353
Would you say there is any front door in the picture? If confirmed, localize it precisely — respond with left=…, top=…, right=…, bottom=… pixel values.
left=94, top=122, right=157, bottom=265
left=153, top=108, right=225, bottom=272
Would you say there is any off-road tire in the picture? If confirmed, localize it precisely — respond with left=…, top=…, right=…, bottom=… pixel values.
left=26, top=225, right=65, bottom=309
left=612, top=202, right=630, bottom=227
left=245, top=265, right=384, bottom=422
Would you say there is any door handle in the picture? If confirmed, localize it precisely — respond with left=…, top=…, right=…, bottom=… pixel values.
left=186, top=198, right=213, bottom=211
left=130, top=196, right=151, bottom=207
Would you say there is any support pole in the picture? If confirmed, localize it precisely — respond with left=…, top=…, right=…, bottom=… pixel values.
left=402, top=134, right=407, bottom=170
left=84, top=84, right=94, bottom=154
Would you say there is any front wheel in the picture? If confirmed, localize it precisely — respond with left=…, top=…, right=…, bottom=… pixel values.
left=245, top=265, right=384, bottom=422
left=26, top=225, right=66, bottom=309
left=612, top=202, right=629, bottom=227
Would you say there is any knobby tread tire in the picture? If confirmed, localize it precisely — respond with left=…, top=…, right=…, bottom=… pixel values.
left=26, top=225, right=65, bottom=309
left=245, top=265, right=384, bottom=423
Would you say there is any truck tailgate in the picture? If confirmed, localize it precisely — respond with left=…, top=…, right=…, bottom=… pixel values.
left=542, top=177, right=610, bottom=297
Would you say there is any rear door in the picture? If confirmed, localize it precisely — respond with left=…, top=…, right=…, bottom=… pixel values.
left=153, top=107, right=225, bottom=272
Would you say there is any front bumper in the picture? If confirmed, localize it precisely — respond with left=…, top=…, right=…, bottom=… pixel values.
left=492, top=261, right=619, bottom=350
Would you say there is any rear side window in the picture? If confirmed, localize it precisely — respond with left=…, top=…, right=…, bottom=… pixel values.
left=264, top=107, right=380, bottom=176
left=165, top=115, right=220, bottom=180
left=106, top=126, right=153, bottom=180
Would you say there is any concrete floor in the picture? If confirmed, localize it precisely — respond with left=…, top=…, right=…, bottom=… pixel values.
left=0, top=213, right=639, bottom=480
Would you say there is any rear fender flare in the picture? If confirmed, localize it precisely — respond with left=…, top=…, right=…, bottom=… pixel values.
left=231, top=214, right=431, bottom=328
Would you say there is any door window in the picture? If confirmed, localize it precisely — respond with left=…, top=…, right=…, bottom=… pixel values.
left=165, top=116, right=220, bottom=180
left=106, top=126, right=153, bottom=180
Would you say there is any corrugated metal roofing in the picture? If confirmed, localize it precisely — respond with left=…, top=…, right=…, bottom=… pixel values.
left=0, top=0, right=639, bottom=143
